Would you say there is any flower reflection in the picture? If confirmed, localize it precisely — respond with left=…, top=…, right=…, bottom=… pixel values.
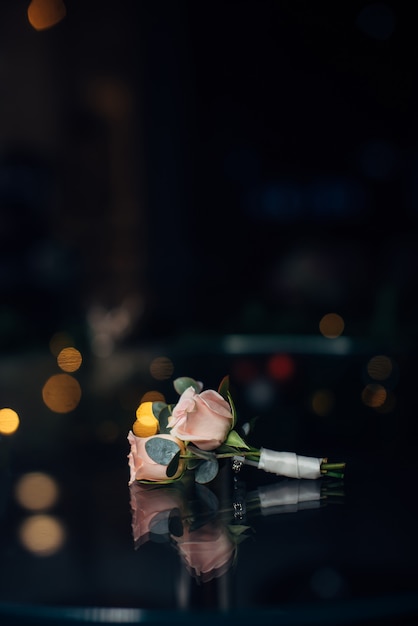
left=129, top=480, right=238, bottom=583
left=174, top=521, right=236, bottom=584
left=129, top=477, right=344, bottom=583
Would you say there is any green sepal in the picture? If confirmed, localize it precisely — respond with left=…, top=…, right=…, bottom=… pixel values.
left=228, top=524, right=251, bottom=536
left=223, top=429, right=250, bottom=450
left=217, top=375, right=230, bottom=399
left=145, top=436, right=180, bottom=465
left=173, top=377, right=202, bottom=395
left=218, top=375, right=237, bottom=427
left=227, top=524, right=252, bottom=543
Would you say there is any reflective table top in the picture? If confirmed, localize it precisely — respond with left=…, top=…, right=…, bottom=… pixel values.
left=1, top=339, right=417, bottom=625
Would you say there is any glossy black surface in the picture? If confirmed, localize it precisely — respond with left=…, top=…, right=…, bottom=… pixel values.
left=1, top=340, right=418, bottom=625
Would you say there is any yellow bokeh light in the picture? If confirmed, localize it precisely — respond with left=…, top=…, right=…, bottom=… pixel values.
left=57, top=347, right=83, bottom=372
left=140, top=390, right=166, bottom=403
left=367, top=355, right=393, bottom=381
left=319, top=313, right=345, bottom=338
left=42, top=374, right=82, bottom=413
left=150, top=356, right=174, bottom=380
left=361, top=383, right=387, bottom=408
left=27, top=0, right=67, bottom=31
left=14, top=472, right=59, bottom=511
left=0, top=408, right=20, bottom=435
left=18, top=514, right=66, bottom=556
left=311, top=390, right=335, bottom=416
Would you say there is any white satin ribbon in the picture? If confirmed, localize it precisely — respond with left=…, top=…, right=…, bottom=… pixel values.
left=258, top=448, right=323, bottom=479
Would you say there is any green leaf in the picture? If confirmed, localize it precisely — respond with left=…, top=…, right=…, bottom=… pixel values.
left=218, top=376, right=237, bottom=427
left=152, top=401, right=167, bottom=419
left=224, top=429, right=250, bottom=449
left=173, top=377, right=201, bottom=395
left=157, top=405, right=173, bottom=434
left=226, top=390, right=237, bottom=427
left=166, top=450, right=181, bottom=478
left=194, top=459, right=219, bottom=484
left=145, top=436, right=180, bottom=465
left=217, top=375, right=230, bottom=399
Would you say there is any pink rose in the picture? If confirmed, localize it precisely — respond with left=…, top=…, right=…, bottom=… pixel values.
left=129, top=483, right=185, bottom=547
left=174, top=520, right=236, bottom=582
left=168, top=386, right=233, bottom=451
left=127, top=431, right=185, bottom=484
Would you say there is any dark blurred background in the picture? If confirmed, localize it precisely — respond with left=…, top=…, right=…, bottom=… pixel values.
left=1, top=0, right=418, bottom=349
left=1, top=1, right=418, bottom=617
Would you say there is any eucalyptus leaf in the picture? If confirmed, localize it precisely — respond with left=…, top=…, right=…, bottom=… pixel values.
left=166, top=450, right=181, bottom=478
left=173, top=377, right=202, bottom=395
left=152, top=401, right=167, bottom=419
left=158, top=405, right=172, bottom=434
left=194, top=459, right=219, bottom=484
left=145, top=437, right=180, bottom=465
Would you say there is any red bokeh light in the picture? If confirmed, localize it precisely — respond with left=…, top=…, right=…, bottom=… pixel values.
left=267, top=354, right=295, bottom=382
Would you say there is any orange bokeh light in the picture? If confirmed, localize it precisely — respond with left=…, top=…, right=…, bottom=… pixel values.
left=42, top=374, right=82, bottom=413
left=27, top=0, right=67, bottom=31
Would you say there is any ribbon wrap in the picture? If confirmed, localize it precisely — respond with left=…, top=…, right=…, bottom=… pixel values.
left=258, top=448, right=323, bottom=479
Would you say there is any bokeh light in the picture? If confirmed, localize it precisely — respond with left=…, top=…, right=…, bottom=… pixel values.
left=374, top=389, right=396, bottom=414
left=57, top=347, right=83, bottom=372
left=310, top=565, right=346, bottom=599
left=367, top=355, right=393, bottom=381
left=27, top=0, right=67, bottom=31
left=14, top=472, right=59, bottom=511
left=150, top=356, right=174, bottom=380
left=140, top=390, right=166, bottom=403
left=311, top=389, right=335, bottom=417
left=18, top=514, right=66, bottom=556
left=267, top=354, right=295, bottom=382
left=356, top=2, right=395, bottom=41
left=245, top=378, right=276, bottom=410
left=0, top=408, right=20, bottom=435
left=361, top=383, right=387, bottom=408
left=42, top=374, right=82, bottom=413
left=319, top=313, right=345, bottom=338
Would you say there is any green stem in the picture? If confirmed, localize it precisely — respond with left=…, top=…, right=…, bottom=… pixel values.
left=321, top=462, right=346, bottom=471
